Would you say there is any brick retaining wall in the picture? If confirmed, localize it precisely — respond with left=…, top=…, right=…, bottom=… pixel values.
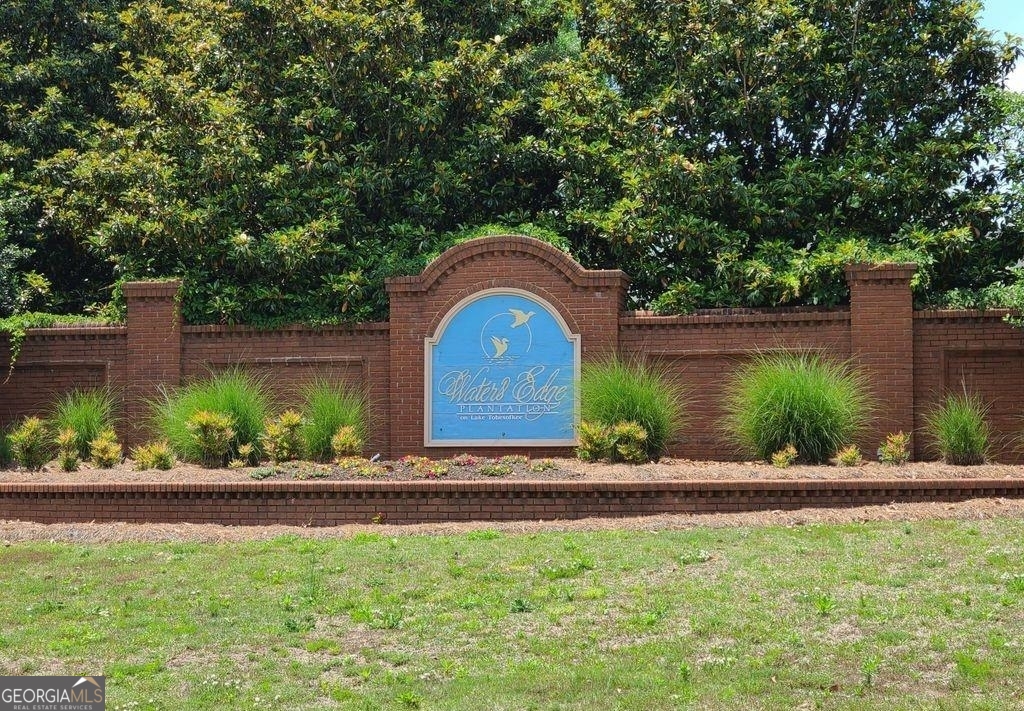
left=2, top=479, right=1022, bottom=526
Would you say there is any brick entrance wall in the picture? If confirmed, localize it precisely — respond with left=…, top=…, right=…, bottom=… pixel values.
left=2, top=235, right=1023, bottom=461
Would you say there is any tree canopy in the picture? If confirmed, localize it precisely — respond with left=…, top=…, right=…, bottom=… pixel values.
left=1, top=0, right=1021, bottom=324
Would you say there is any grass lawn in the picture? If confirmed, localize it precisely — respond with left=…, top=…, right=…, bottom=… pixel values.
left=1, top=519, right=1023, bottom=710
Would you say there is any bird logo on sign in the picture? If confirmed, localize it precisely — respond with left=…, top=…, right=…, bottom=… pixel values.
left=480, top=306, right=535, bottom=360
left=490, top=336, right=510, bottom=358
left=509, top=308, right=535, bottom=327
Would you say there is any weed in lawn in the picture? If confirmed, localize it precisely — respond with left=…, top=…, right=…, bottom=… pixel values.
left=510, top=598, right=534, bottom=613
left=465, top=530, right=503, bottom=541
left=539, top=556, right=595, bottom=580
left=678, top=549, right=712, bottom=566
left=860, top=654, right=882, bottom=688
left=953, top=650, right=993, bottom=684
left=395, top=691, right=423, bottom=708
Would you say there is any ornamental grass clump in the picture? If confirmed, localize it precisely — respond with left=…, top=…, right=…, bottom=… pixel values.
left=300, top=380, right=367, bottom=461
left=151, top=369, right=272, bottom=463
left=49, top=388, right=117, bottom=460
left=925, top=392, right=991, bottom=465
left=723, top=352, right=871, bottom=464
left=580, top=357, right=684, bottom=462
left=0, top=428, right=11, bottom=468
left=9, top=416, right=50, bottom=471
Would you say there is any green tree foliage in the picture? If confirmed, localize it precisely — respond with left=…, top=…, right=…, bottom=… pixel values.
left=550, top=0, right=1022, bottom=310
left=0, top=0, right=125, bottom=315
left=30, top=0, right=567, bottom=324
left=1, top=0, right=1021, bottom=322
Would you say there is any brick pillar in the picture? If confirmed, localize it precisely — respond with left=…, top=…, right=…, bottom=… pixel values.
left=124, top=281, right=182, bottom=444
left=846, top=264, right=916, bottom=457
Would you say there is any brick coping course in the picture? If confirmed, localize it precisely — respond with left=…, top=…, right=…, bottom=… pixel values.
left=3, top=478, right=1023, bottom=527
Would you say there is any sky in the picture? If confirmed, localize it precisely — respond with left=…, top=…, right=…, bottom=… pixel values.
left=980, top=0, right=1024, bottom=91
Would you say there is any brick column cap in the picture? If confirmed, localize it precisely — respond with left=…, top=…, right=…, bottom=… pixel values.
left=845, top=263, right=917, bottom=284
left=123, top=280, right=182, bottom=300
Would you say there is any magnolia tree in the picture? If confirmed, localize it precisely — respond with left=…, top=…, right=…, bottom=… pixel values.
left=1, top=0, right=1020, bottom=323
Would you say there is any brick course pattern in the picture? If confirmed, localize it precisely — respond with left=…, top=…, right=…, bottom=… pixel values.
left=1, top=479, right=1021, bottom=526
left=2, top=237, right=1024, bottom=464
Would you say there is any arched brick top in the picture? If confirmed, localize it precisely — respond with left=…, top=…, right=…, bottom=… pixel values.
left=386, top=235, right=628, bottom=295
left=426, top=279, right=580, bottom=336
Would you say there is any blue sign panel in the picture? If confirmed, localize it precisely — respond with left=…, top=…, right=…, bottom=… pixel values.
left=426, top=289, right=579, bottom=446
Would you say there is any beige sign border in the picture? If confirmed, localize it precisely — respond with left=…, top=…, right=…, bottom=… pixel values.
left=424, top=287, right=581, bottom=447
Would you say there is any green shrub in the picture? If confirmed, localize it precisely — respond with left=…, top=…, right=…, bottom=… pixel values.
left=331, top=425, right=363, bottom=459
left=49, top=388, right=117, bottom=460
left=9, top=416, right=50, bottom=471
left=89, top=428, right=122, bottom=468
left=479, top=462, right=513, bottom=477
left=185, top=410, right=235, bottom=467
left=262, top=409, right=305, bottom=463
left=151, top=369, right=272, bottom=463
left=612, top=421, right=649, bottom=464
left=835, top=445, right=863, bottom=467
left=771, top=444, right=798, bottom=469
left=576, top=419, right=650, bottom=464
left=300, top=380, right=367, bottom=461
left=576, top=420, right=613, bottom=461
left=580, top=358, right=684, bottom=461
left=131, top=440, right=175, bottom=471
left=723, top=352, right=871, bottom=464
left=925, top=392, right=990, bottom=465
left=55, top=427, right=80, bottom=472
left=233, top=443, right=256, bottom=468
left=878, top=432, right=911, bottom=465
